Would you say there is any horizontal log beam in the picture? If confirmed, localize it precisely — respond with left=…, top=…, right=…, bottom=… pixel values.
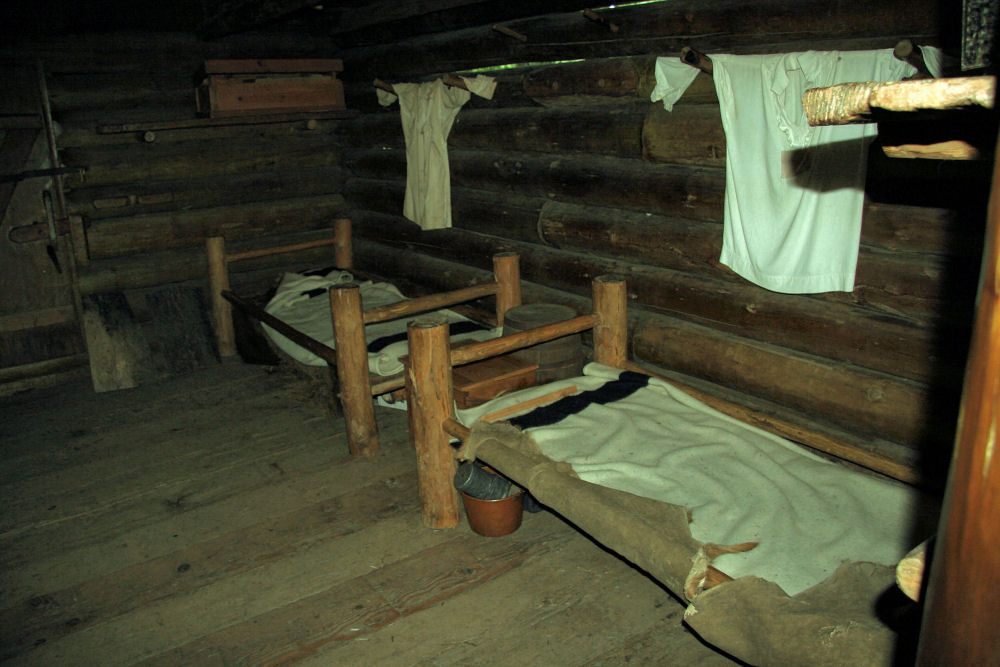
left=77, top=229, right=344, bottom=294
left=67, top=168, right=344, bottom=220
left=535, top=201, right=958, bottom=317
left=86, top=194, right=346, bottom=259
left=62, top=135, right=340, bottom=187
left=346, top=148, right=727, bottom=223
left=358, top=226, right=959, bottom=386
left=642, top=104, right=726, bottom=166
left=450, top=107, right=647, bottom=159
left=631, top=315, right=951, bottom=448
left=338, top=0, right=942, bottom=81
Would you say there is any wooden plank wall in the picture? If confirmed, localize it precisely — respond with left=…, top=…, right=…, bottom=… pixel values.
left=333, top=0, right=985, bottom=484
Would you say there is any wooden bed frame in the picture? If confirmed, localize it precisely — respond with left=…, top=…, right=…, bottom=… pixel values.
left=205, top=218, right=523, bottom=458
left=404, top=274, right=627, bottom=529
left=403, top=272, right=940, bottom=665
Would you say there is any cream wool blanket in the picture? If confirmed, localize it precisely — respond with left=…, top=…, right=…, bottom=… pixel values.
left=459, top=364, right=937, bottom=596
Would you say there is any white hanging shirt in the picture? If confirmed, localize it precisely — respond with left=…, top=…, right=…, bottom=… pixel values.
left=710, top=50, right=918, bottom=293
left=378, top=75, right=496, bottom=231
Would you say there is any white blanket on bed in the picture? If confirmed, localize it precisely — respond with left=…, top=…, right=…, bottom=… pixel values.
left=458, top=364, right=936, bottom=596
left=261, top=268, right=501, bottom=375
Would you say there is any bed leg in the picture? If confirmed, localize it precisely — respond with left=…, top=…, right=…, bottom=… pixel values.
left=334, top=217, right=352, bottom=270
left=406, top=317, right=461, bottom=529
left=330, top=283, right=379, bottom=457
left=493, top=252, right=521, bottom=326
left=206, top=236, right=236, bottom=357
left=592, top=275, right=628, bottom=367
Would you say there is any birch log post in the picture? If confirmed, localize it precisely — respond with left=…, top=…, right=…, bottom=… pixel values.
left=330, top=282, right=378, bottom=457
left=492, top=251, right=521, bottom=326
left=205, top=236, right=236, bottom=357
left=405, top=318, right=461, bottom=529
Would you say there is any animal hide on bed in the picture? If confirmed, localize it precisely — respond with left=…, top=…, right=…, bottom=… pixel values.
left=457, top=365, right=935, bottom=665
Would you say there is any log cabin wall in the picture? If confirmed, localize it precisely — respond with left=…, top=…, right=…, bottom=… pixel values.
left=332, top=0, right=984, bottom=486
left=0, top=1, right=985, bottom=487
left=0, top=31, right=352, bottom=393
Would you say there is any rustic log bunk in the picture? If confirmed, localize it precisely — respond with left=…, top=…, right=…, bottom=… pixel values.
left=205, top=217, right=525, bottom=456
left=394, top=75, right=1000, bottom=666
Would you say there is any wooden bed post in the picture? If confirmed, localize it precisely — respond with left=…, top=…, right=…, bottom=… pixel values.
left=917, top=132, right=1000, bottom=665
left=333, top=217, right=352, bottom=270
left=592, top=275, right=628, bottom=367
left=329, top=282, right=378, bottom=457
left=405, top=317, right=461, bottom=529
left=205, top=236, right=236, bottom=357
left=492, top=252, right=521, bottom=326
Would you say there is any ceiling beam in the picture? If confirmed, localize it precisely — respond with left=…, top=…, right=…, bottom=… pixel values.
left=198, top=0, right=322, bottom=38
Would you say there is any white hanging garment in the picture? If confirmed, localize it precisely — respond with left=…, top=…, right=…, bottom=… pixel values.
left=650, top=57, right=701, bottom=111
left=391, top=79, right=471, bottom=230
left=710, top=50, right=921, bottom=293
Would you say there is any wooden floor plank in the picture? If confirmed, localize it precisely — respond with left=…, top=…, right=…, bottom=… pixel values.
left=0, top=470, right=421, bottom=660
left=1, top=420, right=414, bottom=607
left=138, top=520, right=564, bottom=666
left=15, top=514, right=450, bottom=665
left=302, top=512, right=733, bottom=666
left=0, top=361, right=742, bottom=666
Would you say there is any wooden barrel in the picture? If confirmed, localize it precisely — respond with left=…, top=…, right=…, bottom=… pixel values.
left=503, top=303, right=584, bottom=383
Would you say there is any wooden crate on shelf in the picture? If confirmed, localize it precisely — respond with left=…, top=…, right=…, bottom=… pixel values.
left=195, top=59, right=345, bottom=118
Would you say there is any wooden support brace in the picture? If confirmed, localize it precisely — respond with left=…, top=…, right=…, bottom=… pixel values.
left=450, top=315, right=596, bottom=367
left=681, top=46, right=713, bottom=75
left=206, top=236, right=236, bottom=357
left=227, top=237, right=342, bottom=262
left=333, top=217, right=352, bottom=269
left=330, top=282, right=379, bottom=457
left=222, top=290, right=337, bottom=365
left=492, top=252, right=521, bottom=326
left=363, top=282, right=499, bottom=325
left=481, top=385, right=579, bottom=424
left=68, top=216, right=89, bottom=267
left=582, top=8, right=619, bottom=32
left=492, top=24, right=528, bottom=42
left=593, top=275, right=628, bottom=367
left=406, top=317, right=461, bottom=529
left=442, top=74, right=470, bottom=91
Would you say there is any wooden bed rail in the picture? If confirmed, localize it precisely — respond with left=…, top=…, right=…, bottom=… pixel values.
left=363, top=252, right=520, bottom=326
left=405, top=275, right=626, bottom=528
left=331, top=251, right=522, bottom=458
left=206, top=218, right=352, bottom=358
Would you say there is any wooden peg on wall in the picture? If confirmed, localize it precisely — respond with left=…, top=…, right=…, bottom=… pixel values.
left=493, top=23, right=528, bottom=42
left=583, top=8, right=619, bottom=32
left=894, top=39, right=933, bottom=79
left=373, top=78, right=395, bottom=94
left=442, top=74, right=470, bottom=91
left=681, top=46, right=713, bottom=75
